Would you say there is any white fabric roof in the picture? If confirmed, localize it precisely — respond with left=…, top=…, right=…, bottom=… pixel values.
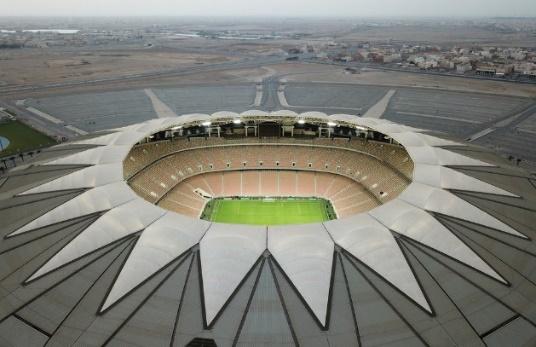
left=269, top=224, right=334, bottom=325
left=15, top=111, right=522, bottom=321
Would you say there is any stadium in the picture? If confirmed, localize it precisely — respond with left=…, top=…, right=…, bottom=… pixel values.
left=0, top=110, right=535, bottom=346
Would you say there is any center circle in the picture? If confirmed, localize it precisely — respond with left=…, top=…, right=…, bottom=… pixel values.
left=123, top=116, right=413, bottom=225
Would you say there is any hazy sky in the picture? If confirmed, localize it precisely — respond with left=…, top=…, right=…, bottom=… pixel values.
left=1, top=0, right=536, bottom=17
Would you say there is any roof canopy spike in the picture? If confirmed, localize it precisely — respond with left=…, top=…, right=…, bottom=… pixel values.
left=10, top=181, right=137, bottom=237
left=370, top=199, right=508, bottom=284
left=19, top=163, right=124, bottom=196
left=268, top=224, right=334, bottom=326
left=27, top=199, right=165, bottom=282
left=200, top=224, right=266, bottom=326
left=399, top=183, right=525, bottom=238
left=100, top=213, right=209, bottom=311
left=325, top=214, right=432, bottom=312
left=413, top=165, right=519, bottom=197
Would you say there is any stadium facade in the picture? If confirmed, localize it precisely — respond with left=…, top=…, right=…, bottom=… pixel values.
left=0, top=111, right=535, bottom=346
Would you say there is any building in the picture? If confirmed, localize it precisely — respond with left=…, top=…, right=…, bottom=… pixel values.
left=383, top=53, right=402, bottom=64
left=456, top=63, right=473, bottom=74
left=496, top=64, right=515, bottom=76
left=476, top=64, right=497, bottom=76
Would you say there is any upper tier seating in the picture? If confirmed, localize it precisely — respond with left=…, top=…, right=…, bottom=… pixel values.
left=123, top=137, right=413, bottom=180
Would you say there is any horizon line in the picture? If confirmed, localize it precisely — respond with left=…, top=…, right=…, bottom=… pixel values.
left=1, top=14, right=536, bottom=19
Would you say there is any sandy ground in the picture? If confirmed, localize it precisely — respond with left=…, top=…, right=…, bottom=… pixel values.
left=0, top=49, right=237, bottom=86
left=223, top=66, right=275, bottom=82
left=3, top=68, right=252, bottom=99
left=4, top=61, right=535, bottom=100
left=276, top=64, right=536, bottom=98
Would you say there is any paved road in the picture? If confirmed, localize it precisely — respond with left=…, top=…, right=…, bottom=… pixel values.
left=144, top=89, right=179, bottom=119
left=0, top=56, right=285, bottom=140
left=0, top=99, right=77, bottom=140
left=467, top=104, right=536, bottom=142
left=3, top=62, right=536, bottom=173
left=259, top=76, right=282, bottom=111
left=363, top=90, right=396, bottom=118
left=471, top=104, right=536, bottom=171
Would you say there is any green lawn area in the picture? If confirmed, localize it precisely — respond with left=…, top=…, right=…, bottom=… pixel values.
left=202, top=197, right=336, bottom=225
left=0, top=120, right=57, bottom=157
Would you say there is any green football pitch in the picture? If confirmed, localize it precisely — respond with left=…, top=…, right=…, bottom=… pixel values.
left=0, top=120, right=56, bottom=157
left=202, top=197, right=336, bottom=225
